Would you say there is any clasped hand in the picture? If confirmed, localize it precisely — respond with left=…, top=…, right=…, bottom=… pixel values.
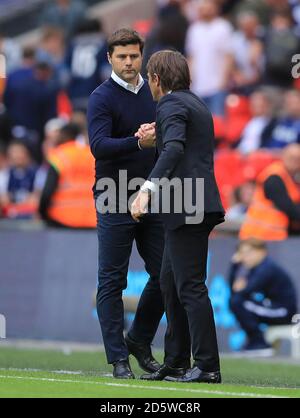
left=135, top=122, right=156, bottom=148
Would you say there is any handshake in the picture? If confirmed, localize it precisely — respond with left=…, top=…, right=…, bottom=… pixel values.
left=135, top=122, right=156, bottom=149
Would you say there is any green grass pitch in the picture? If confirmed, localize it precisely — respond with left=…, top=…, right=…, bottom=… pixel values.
left=0, top=347, right=299, bottom=398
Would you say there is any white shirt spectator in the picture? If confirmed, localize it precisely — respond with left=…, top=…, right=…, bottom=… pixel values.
left=185, top=17, right=233, bottom=97
left=232, top=31, right=263, bottom=82
left=238, top=116, right=270, bottom=154
left=0, top=169, right=9, bottom=196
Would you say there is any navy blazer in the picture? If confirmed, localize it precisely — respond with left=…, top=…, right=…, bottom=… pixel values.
left=149, top=90, right=224, bottom=230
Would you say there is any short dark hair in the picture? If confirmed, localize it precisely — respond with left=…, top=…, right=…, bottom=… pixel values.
left=146, top=50, right=191, bottom=92
left=107, top=28, right=144, bottom=56
left=59, top=123, right=81, bottom=143
left=75, top=18, right=103, bottom=35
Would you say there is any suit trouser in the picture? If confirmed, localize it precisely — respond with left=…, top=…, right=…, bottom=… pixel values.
left=96, top=211, right=164, bottom=364
left=160, top=219, right=220, bottom=372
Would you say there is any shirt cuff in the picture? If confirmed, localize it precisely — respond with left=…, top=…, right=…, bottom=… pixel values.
left=140, top=180, right=157, bottom=194
left=137, top=139, right=143, bottom=150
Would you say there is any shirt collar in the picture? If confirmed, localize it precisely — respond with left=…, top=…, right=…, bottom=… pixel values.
left=111, top=71, right=144, bottom=94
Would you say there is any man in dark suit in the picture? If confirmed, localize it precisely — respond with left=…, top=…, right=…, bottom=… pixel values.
left=131, top=50, right=225, bottom=383
left=87, top=29, right=164, bottom=379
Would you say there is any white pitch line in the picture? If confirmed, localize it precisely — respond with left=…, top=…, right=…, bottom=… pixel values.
left=0, top=374, right=289, bottom=398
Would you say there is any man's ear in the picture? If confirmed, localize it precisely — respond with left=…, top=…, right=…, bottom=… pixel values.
left=154, top=73, right=161, bottom=87
left=107, top=52, right=112, bottom=65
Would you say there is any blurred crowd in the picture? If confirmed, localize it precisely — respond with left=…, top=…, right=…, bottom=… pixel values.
left=0, top=0, right=300, bottom=238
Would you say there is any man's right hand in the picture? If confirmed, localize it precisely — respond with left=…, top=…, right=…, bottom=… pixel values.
left=135, top=122, right=156, bottom=149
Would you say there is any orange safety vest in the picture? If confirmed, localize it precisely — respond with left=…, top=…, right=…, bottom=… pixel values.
left=47, top=141, right=96, bottom=228
left=239, top=162, right=300, bottom=241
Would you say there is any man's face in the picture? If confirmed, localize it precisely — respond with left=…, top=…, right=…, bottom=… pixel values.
left=238, top=245, right=266, bottom=269
left=108, top=44, right=142, bottom=84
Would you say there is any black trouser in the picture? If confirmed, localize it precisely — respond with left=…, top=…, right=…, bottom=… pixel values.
left=96, top=211, right=165, bottom=364
left=160, top=217, right=220, bottom=372
left=230, top=295, right=295, bottom=345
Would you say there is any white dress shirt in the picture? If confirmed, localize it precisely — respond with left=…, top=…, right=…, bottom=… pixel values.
left=111, top=71, right=144, bottom=94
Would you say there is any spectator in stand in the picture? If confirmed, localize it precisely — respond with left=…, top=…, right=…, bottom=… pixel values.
left=42, top=118, right=67, bottom=159
left=37, top=26, right=68, bottom=88
left=0, top=140, right=41, bottom=219
left=142, top=0, right=189, bottom=75
left=0, top=103, right=11, bottom=147
left=262, top=89, right=300, bottom=149
left=232, top=0, right=285, bottom=26
left=240, top=143, right=300, bottom=240
left=39, top=0, right=86, bottom=41
left=226, top=181, right=255, bottom=223
left=185, top=0, right=234, bottom=115
left=4, top=46, right=36, bottom=84
left=70, top=110, right=88, bottom=144
left=238, top=88, right=278, bottom=154
left=0, top=143, right=8, bottom=217
left=4, top=53, right=60, bottom=160
left=0, top=32, right=21, bottom=73
left=290, top=0, right=300, bottom=35
left=229, top=239, right=297, bottom=356
left=1, top=46, right=36, bottom=138
left=230, top=11, right=264, bottom=95
left=39, top=123, right=95, bottom=228
left=263, top=9, right=300, bottom=88
left=65, top=18, right=110, bottom=111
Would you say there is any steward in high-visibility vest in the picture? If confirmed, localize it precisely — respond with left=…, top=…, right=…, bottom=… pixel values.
left=240, top=147, right=300, bottom=241
left=40, top=123, right=96, bottom=228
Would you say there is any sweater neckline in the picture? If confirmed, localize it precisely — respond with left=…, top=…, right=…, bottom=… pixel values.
left=109, top=77, right=146, bottom=96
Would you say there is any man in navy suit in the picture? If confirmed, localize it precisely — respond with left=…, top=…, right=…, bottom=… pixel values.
left=132, top=50, right=225, bottom=383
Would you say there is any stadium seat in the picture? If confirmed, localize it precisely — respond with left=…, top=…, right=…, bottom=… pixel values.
left=265, top=325, right=300, bottom=359
left=214, top=150, right=245, bottom=209
left=57, top=91, right=72, bottom=120
left=133, top=19, right=153, bottom=37
left=223, top=95, right=251, bottom=146
left=242, top=151, right=280, bottom=180
left=2, top=202, right=38, bottom=219
left=213, top=115, right=226, bottom=144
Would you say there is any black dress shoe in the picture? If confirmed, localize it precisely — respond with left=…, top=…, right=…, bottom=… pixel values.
left=125, top=334, right=161, bottom=373
left=167, top=366, right=221, bottom=384
left=140, top=364, right=187, bottom=381
left=113, top=359, right=135, bottom=379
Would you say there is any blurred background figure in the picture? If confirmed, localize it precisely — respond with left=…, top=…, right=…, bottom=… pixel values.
left=39, top=0, right=86, bottom=41
left=143, top=0, right=189, bottom=72
left=262, top=89, right=300, bottom=149
left=230, top=11, right=264, bottom=95
left=65, top=18, right=110, bottom=111
left=3, top=53, right=60, bottom=161
left=0, top=143, right=8, bottom=217
left=240, top=144, right=300, bottom=241
left=37, top=26, right=68, bottom=88
left=263, top=9, right=300, bottom=88
left=0, top=140, right=42, bottom=219
left=229, top=239, right=297, bottom=356
left=237, top=88, right=278, bottom=154
left=226, top=180, right=255, bottom=223
left=0, top=32, right=21, bottom=74
left=185, top=0, right=233, bottom=115
left=39, top=122, right=95, bottom=228
left=42, top=117, right=68, bottom=159
left=185, top=0, right=234, bottom=115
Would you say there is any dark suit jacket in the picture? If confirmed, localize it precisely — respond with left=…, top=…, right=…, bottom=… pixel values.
left=149, top=90, right=224, bottom=230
